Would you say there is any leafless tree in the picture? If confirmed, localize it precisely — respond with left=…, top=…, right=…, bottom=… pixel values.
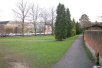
left=29, top=4, right=39, bottom=36
left=13, top=0, right=30, bottom=37
left=50, top=7, right=56, bottom=35
left=40, top=9, right=50, bottom=36
left=79, top=14, right=91, bottom=28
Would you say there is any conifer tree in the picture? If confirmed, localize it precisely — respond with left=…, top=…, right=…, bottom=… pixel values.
left=76, top=22, right=81, bottom=34
left=71, top=18, right=76, bottom=36
left=55, top=3, right=67, bottom=41
left=66, top=8, right=72, bottom=37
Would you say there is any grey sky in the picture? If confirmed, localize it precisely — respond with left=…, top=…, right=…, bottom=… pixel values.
left=0, top=0, right=102, bottom=22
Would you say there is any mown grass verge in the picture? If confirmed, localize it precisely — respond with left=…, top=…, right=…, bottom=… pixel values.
left=0, top=35, right=79, bottom=68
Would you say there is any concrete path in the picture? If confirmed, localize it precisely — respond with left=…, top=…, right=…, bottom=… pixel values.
left=51, top=35, right=94, bottom=68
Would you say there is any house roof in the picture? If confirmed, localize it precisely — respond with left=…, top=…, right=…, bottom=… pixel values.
left=86, top=24, right=102, bottom=30
left=86, top=22, right=102, bottom=27
left=0, top=21, right=9, bottom=24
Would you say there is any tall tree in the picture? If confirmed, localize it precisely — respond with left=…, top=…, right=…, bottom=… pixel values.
left=50, top=7, right=56, bottom=35
left=30, top=4, right=39, bottom=36
left=66, top=8, right=72, bottom=37
left=76, top=22, right=81, bottom=35
left=13, top=0, right=30, bottom=37
left=71, top=18, right=76, bottom=36
left=55, top=3, right=67, bottom=41
left=79, top=14, right=91, bottom=28
left=40, top=9, right=50, bottom=36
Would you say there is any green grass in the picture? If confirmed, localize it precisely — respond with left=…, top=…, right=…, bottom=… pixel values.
left=0, top=36, right=55, bottom=40
left=0, top=53, right=8, bottom=68
left=67, top=35, right=79, bottom=40
left=0, top=35, right=79, bottom=68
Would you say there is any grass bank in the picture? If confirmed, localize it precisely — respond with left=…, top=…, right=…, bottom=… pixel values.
left=82, top=41, right=95, bottom=63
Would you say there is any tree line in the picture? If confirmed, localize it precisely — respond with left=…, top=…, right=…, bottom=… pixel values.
left=13, top=0, right=82, bottom=38
left=13, top=0, right=56, bottom=36
left=55, top=3, right=81, bottom=41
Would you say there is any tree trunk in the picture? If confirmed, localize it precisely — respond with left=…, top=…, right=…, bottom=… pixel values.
left=51, top=20, right=54, bottom=35
left=22, top=19, right=24, bottom=37
left=44, top=25, right=45, bottom=36
left=34, top=29, right=36, bottom=36
left=34, top=23, right=36, bottom=36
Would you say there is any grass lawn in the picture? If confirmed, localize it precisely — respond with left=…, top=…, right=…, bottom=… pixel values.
left=0, top=35, right=79, bottom=68
left=0, top=35, right=55, bottom=40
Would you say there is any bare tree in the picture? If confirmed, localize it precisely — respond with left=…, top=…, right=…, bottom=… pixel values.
left=29, top=4, right=39, bottom=36
left=40, top=9, right=50, bottom=36
left=50, top=7, right=56, bottom=35
left=79, top=14, right=91, bottom=28
left=13, top=0, right=30, bottom=37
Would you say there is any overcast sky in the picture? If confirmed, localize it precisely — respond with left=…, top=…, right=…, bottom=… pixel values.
left=0, top=0, right=102, bottom=22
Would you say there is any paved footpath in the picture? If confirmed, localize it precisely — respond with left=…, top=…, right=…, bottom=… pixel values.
left=51, top=35, right=94, bottom=68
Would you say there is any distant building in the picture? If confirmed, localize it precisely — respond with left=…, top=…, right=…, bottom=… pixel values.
left=0, top=21, right=9, bottom=33
left=86, top=25, right=102, bottom=30
left=36, top=22, right=52, bottom=33
left=0, top=21, right=34, bottom=33
left=0, top=21, right=52, bottom=34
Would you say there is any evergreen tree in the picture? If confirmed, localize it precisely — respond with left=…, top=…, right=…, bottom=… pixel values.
left=71, top=18, right=76, bottom=36
left=76, top=22, right=81, bottom=34
left=66, top=8, right=72, bottom=37
left=55, top=3, right=67, bottom=41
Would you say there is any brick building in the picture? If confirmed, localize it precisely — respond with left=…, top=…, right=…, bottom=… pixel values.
left=0, top=21, right=9, bottom=33
left=0, top=21, right=32, bottom=34
left=0, top=21, right=52, bottom=34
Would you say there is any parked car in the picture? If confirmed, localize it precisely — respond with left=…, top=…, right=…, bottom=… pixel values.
left=15, top=33, right=21, bottom=36
left=0, top=34, right=7, bottom=37
left=8, top=33, right=15, bottom=36
left=24, top=33, right=34, bottom=36
left=93, top=66, right=102, bottom=68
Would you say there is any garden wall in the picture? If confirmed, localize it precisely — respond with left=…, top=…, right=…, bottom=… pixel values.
left=84, top=30, right=102, bottom=65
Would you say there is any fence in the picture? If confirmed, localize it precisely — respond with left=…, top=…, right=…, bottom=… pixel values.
left=84, top=30, right=102, bottom=65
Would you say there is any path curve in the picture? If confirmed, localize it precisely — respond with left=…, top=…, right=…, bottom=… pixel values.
left=51, top=35, right=94, bottom=68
